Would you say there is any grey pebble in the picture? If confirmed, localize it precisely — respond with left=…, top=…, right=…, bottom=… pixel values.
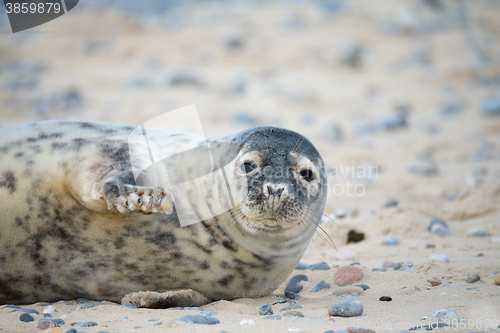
left=2, top=305, right=20, bottom=309
left=263, top=315, right=282, bottom=320
left=165, top=71, right=203, bottom=87
left=433, top=309, right=459, bottom=321
left=281, top=304, right=303, bottom=312
left=355, top=284, right=370, bottom=291
left=341, top=293, right=359, bottom=297
left=19, top=313, right=34, bottom=322
left=427, top=218, right=454, bottom=236
left=382, top=199, right=398, bottom=208
left=372, top=267, right=387, bottom=272
left=119, top=304, right=137, bottom=309
left=186, top=307, right=203, bottom=311
left=71, top=321, right=98, bottom=327
left=349, top=262, right=361, bottom=266
left=425, top=242, right=436, bottom=249
left=328, top=299, right=364, bottom=317
left=408, top=161, right=438, bottom=176
left=394, top=262, right=413, bottom=270
left=441, top=102, right=463, bottom=116
left=166, top=307, right=184, bottom=310
left=39, top=318, right=65, bottom=325
left=481, top=96, right=500, bottom=116
left=284, top=291, right=301, bottom=300
left=473, top=252, right=484, bottom=257
left=11, top=308, right=39, bottom=314
left=383, top=260, right=395, bottom=268
left=310, top=280, right=331, bottom=293
left=310, top=262, right=331, bottom=271
left=43, top=314, right=52, bottom=318
left=65, top=329, right=77, bottom=333
left=224, top=36, right=244, bottom=50
left=466, top=274, right=480, bottom=283
left=75, top=298, right=90, bottom=304
left=469, top=228, right=491, bottom=237
left=295, top=262, right=311, bottom=270
left=284, top=274, right=308, bottom=294
left=176, top=315, right=220, bottom=325
left=76, top=302, right=105, bottom=310
left=201, top=311, right=218, bottom=316
left=384, top=236, right=400, bottom=246
left=259, top=304, right=273, bottom=316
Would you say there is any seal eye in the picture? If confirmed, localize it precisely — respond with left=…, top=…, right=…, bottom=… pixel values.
left=300, top=169, right=315, bottom=182
left=242, top=161, right=258, bottom=174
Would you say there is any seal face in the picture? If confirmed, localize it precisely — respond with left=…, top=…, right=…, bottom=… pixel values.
left=0, top=121, right=327, bottom=307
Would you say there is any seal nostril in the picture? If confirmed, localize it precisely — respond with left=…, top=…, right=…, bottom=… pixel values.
left=276, top=188, right=284, bottom=197
left=267, top=185, right=274, bottom=196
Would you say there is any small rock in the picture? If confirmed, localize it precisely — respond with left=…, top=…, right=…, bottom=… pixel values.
left=433, top=309, right=459, bottom=322
left=346, top=329, right=375, bottom=333
left=354, top=284, right=370, bottom=291
left=408, top=161, right=438, bottom=176
left=372, top=267, right=387, bottom=272
left=382, top=260, right=395, bottom=268
left=427, top=218, right=454, bottom=236
left=382, top=199, right=398, bottom=208
left=225, top=36, right=244, bottom=50
left=239, top=319, right=255, bottom=325
left=347, top=230, right=365, bottom=243
left=282, top=311, right=304, bottom=317
left=71, top=321, right=98, bottom=327
left=310, top=280, right=331, bottom=292
left=2, top=305, right=20, bottom=309
left=263, top=315, right=282, bottom=320
left=339, top=42, right=364, bottom=68
left=425, top=242, right=436, bottom=249
left=394, top=262, right=413, bottom=270
left=281, top=304, right=303, bottom=312
left=333, top=286, right=364, bottom=296
left=284, top=291, right=301, bottom=300
left=428, top=254, right=449, bottom=263
left=65, top=329, right=78, bottom=333
left=468, top=228, right=491, bottom=237
left=379, top=296, right=392, bottom=301
left=19, top=313, right=34, bottom=322
left=441, top=102, right=463, bottom=116
left=328, top=299, right=364, bottom=317
left=259, top=304, right=273, bottom=316
left=11, top=308, right=39, bottom=314
left=285, top=275, right=308, bottom=294
left=37, top=321, right=60, bottom=330
left=75, top=298, right=90, bottom=304
left=43, top=314, right=51, bottom=318
left=334, top=266, right=363, bottom=286
left=428, top=279, right=442, bottom=286
left=349, top=262, right=361, bottom=266
left=165, top=71, right=203, bottom=87
left=43, top=305, right=58, bottom=314
left=76, top=302, right=104, bottom=310
left=481, top=96, right=500, bottom=116
left=295, top=262, right=310, bottom=270
left=494, top=273, right=500, bottom=285
left=465, top=274, right=480, bottom=283
left=341, top=293, right=359, bottom=297
left=310, top=262, right=331, bottom=271
left=473, top=252, right=484, bottom=257
left=288, top=328, right=305, bottom=333
left=176, top=315, right=219, bottom=325
left=384, top=236, right=400, bottom=246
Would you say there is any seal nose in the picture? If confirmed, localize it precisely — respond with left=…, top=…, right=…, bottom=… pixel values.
left=265, top=184, right=286, bottom=198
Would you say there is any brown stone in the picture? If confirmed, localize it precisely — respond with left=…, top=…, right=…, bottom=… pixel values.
left=428, top=279, right=442, bottom=286
left=334, top=266, right=363, bottom=286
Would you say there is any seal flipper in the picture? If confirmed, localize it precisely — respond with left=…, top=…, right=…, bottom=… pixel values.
left=102, top=182, right=173, bottom=214
left=121, top=289, right=211, bottom=308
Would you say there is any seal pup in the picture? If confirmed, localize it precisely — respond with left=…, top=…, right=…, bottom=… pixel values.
left=0, top=120, right=327, bottom=307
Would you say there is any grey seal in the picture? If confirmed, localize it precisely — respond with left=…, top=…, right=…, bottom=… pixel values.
left=0, top=120, right=327, bottom=307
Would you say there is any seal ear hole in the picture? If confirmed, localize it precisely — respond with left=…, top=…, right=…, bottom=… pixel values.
left=300, top=169, right=315, bottom=182
left=242, top=161, right=258, bottom=174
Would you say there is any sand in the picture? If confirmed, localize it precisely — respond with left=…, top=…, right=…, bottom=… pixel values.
left=0, top=0, right=499, bottom=332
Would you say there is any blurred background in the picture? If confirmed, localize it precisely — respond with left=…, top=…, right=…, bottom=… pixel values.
left=0, top=0, right=499, bottom=220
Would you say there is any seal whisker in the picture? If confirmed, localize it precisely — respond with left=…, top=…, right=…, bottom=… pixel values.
left=293, top=124, right=313, bottom=154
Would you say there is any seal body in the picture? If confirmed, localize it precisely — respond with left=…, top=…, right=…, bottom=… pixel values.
left=0, top=120, right=327, bottom=305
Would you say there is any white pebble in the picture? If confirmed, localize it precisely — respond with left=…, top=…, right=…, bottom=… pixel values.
left=239, top=319, right=255, bottom=326
left=289, top=328, right=305, bottom=333
left=428, top=254, right=449, bottom=263
left=43, top=305, right=59, bottom=314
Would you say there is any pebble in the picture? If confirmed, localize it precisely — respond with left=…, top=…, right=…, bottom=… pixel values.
left=433, top=309, right=459, bottom=321
left=295, top=262, right=310, bottom=270
left=355, top=284, right=370, bottom=291
left=43, top=305, right=58, bottom=314
left=71, top=321, right=98, bottom=327
left=2, top=305, right=20, bottom=309
left=341, top=293, right=359, bottom=297
left=468, top=228, right=491, bottom=237
left=382, top=199, right=398, bottom=208
left=285, top=291, right=302, bottom=300
left=43, top=314, right=52, bottom=318
left=285, top=274, right=308, bottom=293
left=428, top=254, right=450, bottom=263
left=428, top=279, right=442, bottom=286
left=200, top=311, right=217, bottom=316
left=288, top=328, right=305, bottom=333
left=425, top=242, right=436, bottom=249
left=263, top=315, right=282, bottom=320
left=334, top=266, right=363, bottom=286
left=75, top=298, right=90, bottom=304
left=372, top=267, right=387, bottom=272
left=66, top=329, right=77, bottom=333
left=408, top=161, right=438, bottom=176
left=281, top=304, right=303, bottom=312
left=383, top=260, right=395, bottom=268
left=11, top=308, right=39, bottom=314
left=494, top=273, right=500, bottom=285
left=310, top=262, right=331, bottom=271
left=394, top=262, right=413, bottom=270
left=165, top=71, right=203, bottom=87
left=328, top=299, right=364, bottom=317
left=384, top=236, right=400, bottom=246
left=441, top=102, right=463, bottom=116
left=37, top=321, right=60, bottom=330
left=239, top=319, right=255, bottom=325
left=347, top=230, right=365, bottom=243
left=481, top=96, right=500, bottom=116
left=282, top=311, right=304, bottom=317
left=39, top=318, right=65, bottom=325
left=176, top=315, right=220, bottom=325
left=333, top=286, right=364, bottom=296
left=310, top=280, right=331, bottom=292
left=19, top=313, right=34, bottom=322
left=346, top=328, right=375, bottom=333
left=225, top=36, right=244, bottom=50
left=379, top=296, right=392, bottom=301
left=427, top=218, right=454, bottom=236
left=349, top=262, right=361, bottom=266
left=466, top=274, right=480, bottom=283
left=473, top=252, right=484, bottom=257
left=76, top=302, right=104, bottom=310
left=259, top=304, right=273, bottom=315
